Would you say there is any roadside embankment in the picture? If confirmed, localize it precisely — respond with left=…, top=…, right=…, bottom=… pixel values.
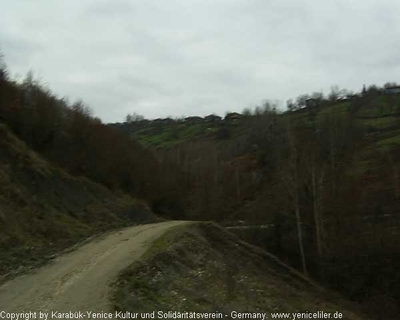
left=112, top=223, right=367, bottom=319
left=0, top=124, right=157, bottom=280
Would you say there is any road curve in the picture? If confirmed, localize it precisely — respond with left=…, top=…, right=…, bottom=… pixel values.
left=0, top=221, right=190, bottom=313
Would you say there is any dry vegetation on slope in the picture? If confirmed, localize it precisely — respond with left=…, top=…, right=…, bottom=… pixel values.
left=0, top=124, right=156, bottom=280
left=113, top=223, right=367, bottom=320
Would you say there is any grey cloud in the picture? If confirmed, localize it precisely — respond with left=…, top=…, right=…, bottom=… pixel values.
left=0, top=33, right=42, bottom=69
left=82, top=0, right=135, bottom=17
left=1, top=0, right=400, bottom=122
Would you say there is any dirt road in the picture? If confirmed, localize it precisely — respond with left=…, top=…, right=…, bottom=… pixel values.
left=0, top=221, right=189, bottom=314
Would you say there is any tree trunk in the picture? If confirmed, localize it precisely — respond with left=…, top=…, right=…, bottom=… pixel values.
left=311, top=163, right=325, bottom=278
left=294, top=171, right=308, bottom=277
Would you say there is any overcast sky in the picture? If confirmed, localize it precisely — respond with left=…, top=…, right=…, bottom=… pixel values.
left=1, top=0, right=399, bottom=122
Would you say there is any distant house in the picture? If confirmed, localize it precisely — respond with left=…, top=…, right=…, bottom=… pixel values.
left=384, top=86, right=400, bottom=94
left=224, top=112, right=243, bottom=121
left=137, top=119, right=150, bottom=126
left=204, top=114, right=222, bottom=122
left=336, top=96, right=349, bottom=102
left=306, top=98, right=318, bottom=108
left=153, top=118, right=174, bottom=125
left=162, top=118, right=175, bottom=125
left=185, top=116, right=204, bottom=124
left=152, top=118, right=165, bottom=125
left=348, top=94, right=360, bottom=99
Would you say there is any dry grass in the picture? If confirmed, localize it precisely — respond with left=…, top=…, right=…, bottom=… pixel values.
left=113, top=223, right=368, bottom=319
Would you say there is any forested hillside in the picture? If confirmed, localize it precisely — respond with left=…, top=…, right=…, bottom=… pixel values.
left=0, top=54, right=181, bottom=279
left=1, top=49, right=400, bottom=318
left=0, top=61, right=183, bottom=219
left=115, top=87, right=400, bottom=319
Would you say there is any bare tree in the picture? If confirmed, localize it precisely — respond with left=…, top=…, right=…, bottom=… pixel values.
left=281, top=118, right=308, bottom=276
left=305, top=140, right=327, bottom=277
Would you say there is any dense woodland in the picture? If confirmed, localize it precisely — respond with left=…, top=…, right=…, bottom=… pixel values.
left=120, top=86, right=400, bottom=318
left=1, top=51, right=400, bottom=318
